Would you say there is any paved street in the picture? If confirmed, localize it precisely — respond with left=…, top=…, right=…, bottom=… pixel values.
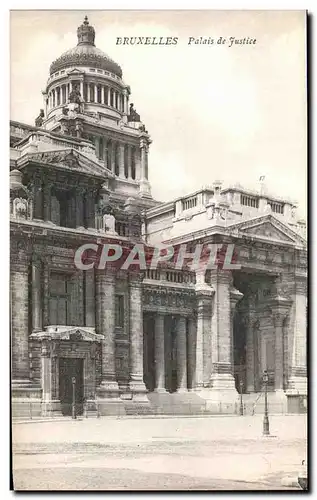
left=12, top=415, right=307, bottom=491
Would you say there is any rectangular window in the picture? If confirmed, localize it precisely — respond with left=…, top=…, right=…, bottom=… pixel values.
left=115, top=295, right=124, bottom=328
left=49, top=273, right=70, bottom=325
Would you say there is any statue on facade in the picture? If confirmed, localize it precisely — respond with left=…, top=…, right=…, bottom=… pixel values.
left=69, top=84, right=82, bottom=105
left=68, top=84, right=83, bottom=114
left=35, top=109, right=45, bottom=127
left=103, top=213, right=117, bottom=234
left=128, top=103, right=141, bottom=122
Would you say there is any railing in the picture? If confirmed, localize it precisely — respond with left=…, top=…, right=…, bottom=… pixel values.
left=11, top=400, right=101, bottom=420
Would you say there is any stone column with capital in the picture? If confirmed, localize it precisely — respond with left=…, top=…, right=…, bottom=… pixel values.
left=85, top=189, right=96, bottom=230
left=43, top=182, right=51, bottom=222
left=127, top=145, right=132, bottom=179
left=206, top=270, right=241, bottom=412
left=271, top=304, right=290, bottom=392
left=40, top=340, right=61, bottom=416
left=95, top=269, right=123, bottom=414
left=128, top=274, right=149, bottom=403
left=244, top=313, right=255, bottom=393
left=75, top=188, right=85, bottom=229
left=176, top=316, right=187, bottom=392
left=11, top=249, right=31, bottom=384
left=287, top=275, right=307, bottom=397
left=139, top=141, right=151, bottom=198
left=154, top=313, right=166, bottom=392
left=119, top=143, right=125, bottom=178
left=32, top=257, right=42, bottom=332
left=11, top=244, right=42, bottom=417
left=187, top=316, right=196, bottom=390
left=194, top=270, right=214, bottom=390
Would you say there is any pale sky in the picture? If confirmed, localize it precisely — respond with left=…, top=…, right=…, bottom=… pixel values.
left=10, top=10, right=307, bottom=216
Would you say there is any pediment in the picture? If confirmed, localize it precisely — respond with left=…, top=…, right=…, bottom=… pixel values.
left=228, top=214, right=306, bottom=247
left=27, top=149, right=107, bottom=179
left=67, top=68, right=84, bottom=75
left=30, top=327, right=104, bottom=342
left=243, top=222, right=294, bottom=242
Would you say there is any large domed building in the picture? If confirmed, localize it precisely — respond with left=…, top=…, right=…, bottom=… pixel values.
left=10, top=16, right=307, bottom=419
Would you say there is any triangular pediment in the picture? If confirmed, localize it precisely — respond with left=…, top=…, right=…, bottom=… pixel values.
left=26, top=148, right=108, bottom=179
left=228, top=214, right=306, bottom=247
left=67, top=68, right=85, bottom=75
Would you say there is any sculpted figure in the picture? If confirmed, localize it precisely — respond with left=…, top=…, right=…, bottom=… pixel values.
left=35, top=109, right=45, bottom=127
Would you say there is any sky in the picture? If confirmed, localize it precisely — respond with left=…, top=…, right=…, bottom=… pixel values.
left=10, top=10, right=307, bottom=216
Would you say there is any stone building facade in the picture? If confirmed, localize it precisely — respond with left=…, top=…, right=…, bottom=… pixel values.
left=10, top=17, right=307, bottom=417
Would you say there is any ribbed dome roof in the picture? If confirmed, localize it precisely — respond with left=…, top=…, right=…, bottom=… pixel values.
left=49, top=16, right=122, bottom=78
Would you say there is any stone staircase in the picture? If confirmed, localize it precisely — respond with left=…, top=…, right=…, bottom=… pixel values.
left=146, top=391, right=207, bottom=415
left=242, top=392, right=288, bottom=415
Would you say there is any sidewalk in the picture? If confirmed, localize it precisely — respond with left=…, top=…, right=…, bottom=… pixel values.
left=12, top=415, right=307, bottom=490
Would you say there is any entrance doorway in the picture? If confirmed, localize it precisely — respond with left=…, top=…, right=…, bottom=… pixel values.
left=59, top=358, right=84, bottom=416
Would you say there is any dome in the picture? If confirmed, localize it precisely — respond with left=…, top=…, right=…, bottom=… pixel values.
left=49, top=16, right=122, bottom=78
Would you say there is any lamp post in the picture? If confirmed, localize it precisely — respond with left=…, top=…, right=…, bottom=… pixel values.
left=239, top=380, right=244, bottom=416
left=72, top=376, right=76, bottom=420
left=262, top=370, right=270, bottom=436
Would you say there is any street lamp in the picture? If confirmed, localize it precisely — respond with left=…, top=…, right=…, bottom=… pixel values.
left=72, top=376, right=76, bottom=420
left=262, top=370, right=270, bottom=436
left=239, top=380, right=244, bottom=416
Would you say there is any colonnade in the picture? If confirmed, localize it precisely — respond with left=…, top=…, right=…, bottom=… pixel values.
left=47, top=81, right=128, bottom=113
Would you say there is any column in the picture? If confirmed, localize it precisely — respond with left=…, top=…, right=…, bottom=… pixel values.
left=107, top=87, right=111, bottom=106
left=209, top=270, right=239, bottom=392
left=85, top=190, right=96, bottom=229
left=122, top=90, right=128, bottom=114
left=187, top=317, right=196, bottom=390
left=11, top=250, right=30, bottom=383
left=84, top=268, right=95, bottom=327
left=102, top=86, right=105, bottom=105
left=195, top=292, right=213, bottom=389
left=119, top=143, right=125, bottom=178
left=32, top=177, right=43, bottom=220
left=41, top=340, right=52, bottom=416
left=176, top=315, right=187, bottom=392
left=75, top=188, right=84, bottom=228
left=43, top=182, right=51, bottom=222
left=95, top=269, right=119, bottom=396
left=154, top=314, right=166, bottom=392
left=272, top=311, right=286, bottom=391
left=140, top=145, right=146, bottom=180
left=129, top=274, right=148, bottom=401
left=32, top=257, right=42, bottom=332
left=43, top=260, right=49, bottom=327
left=230, top=286, right=244, bottom=379
left=287, top=275, right=307, bottom=395
left=94, top=84, right=98, bottom=103
left=80, top=80, right=84, bottom=99
left=127, top=145, right=132, bottom=178
left=65, top=84, right=69, bottom=103
left=126, top=94, right=129, bottom=114
left=245, top=314, right=255, bottom=392
left=111, top=142, right=116, bottom=174
left=139, top=142, right=151, bottom=197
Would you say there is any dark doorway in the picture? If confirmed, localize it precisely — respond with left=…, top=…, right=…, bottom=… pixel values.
left=59, top=358, right=84, bottom=416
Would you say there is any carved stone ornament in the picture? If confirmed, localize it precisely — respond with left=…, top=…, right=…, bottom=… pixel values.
left=13, top=197, right=28, bottom=219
